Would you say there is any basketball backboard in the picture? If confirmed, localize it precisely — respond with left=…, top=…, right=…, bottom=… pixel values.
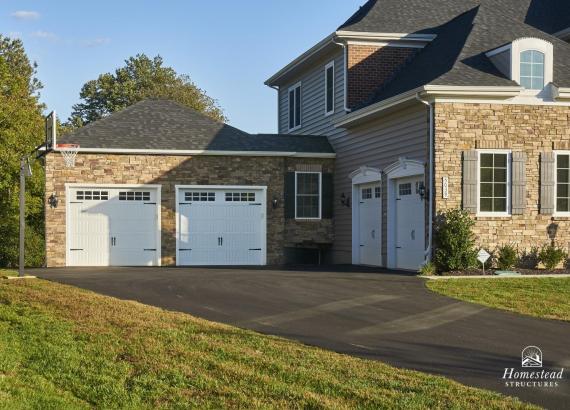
left=45, top=111, right=56, bottom=150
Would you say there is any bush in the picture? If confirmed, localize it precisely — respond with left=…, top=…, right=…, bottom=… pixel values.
left=433, top=209, right=478, bottom=272
left=520, top=247, right=540, bottom=269
left=418, top=261, right=437, bottom=276
left=495, top=244, right=519, bottom=271
left=538, top=244, right=567, bottom=270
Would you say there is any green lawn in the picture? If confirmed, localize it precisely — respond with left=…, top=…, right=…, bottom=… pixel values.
left=427, top=278, right=570, bottom=322
left=0, top=279, right=534, bottom=409
left=0, top=269, right=17, bottom=277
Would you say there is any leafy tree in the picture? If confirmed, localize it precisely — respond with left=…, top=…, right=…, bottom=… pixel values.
left=0, top=35, right=46, bottom=267
left=69, top=54, right=226, bottom=126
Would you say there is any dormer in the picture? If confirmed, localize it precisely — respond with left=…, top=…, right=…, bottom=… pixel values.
left=487, top=37, right=554, bottom=93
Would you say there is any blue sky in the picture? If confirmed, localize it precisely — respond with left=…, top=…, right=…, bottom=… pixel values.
left=1, top=1, right=364, bottom=133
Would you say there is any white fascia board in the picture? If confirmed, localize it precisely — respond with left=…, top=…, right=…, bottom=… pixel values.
left=553, top=27, right=570, bottom=40
left=423, top=85, right=522, bottom=96
left=53, top=147, right=336, bottom=158
left=335, top=30, right=436, bottom=42
left=485, top=43, right=512, bottom=58
left=556, top=87, right=570, bottom=100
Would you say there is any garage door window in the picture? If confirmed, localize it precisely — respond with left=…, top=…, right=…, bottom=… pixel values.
left=76, top=191, right=109, bottom=200
left=225, top=192, right=256, bottom=202
left=119, top=191, right=151, bottom=201
left=185, top=192, right=216, bottom=202
left=295, top=172, right=321, bottom=219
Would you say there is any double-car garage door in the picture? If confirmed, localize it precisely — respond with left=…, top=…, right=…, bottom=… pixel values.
left=66, top=185, right=266, bottom=267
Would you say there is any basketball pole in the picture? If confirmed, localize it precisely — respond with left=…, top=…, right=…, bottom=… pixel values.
left=19, top=157, right=26, bottom=277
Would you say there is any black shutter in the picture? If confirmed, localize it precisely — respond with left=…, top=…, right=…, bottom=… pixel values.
left=322, top=173, right=333, bottom=219
left=284, top=172, right=296, bottom=219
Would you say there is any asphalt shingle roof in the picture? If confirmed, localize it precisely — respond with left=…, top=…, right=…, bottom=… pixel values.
left=341, top=0, right=570, bottom=109
left=60, top=99, right=334, bottom=154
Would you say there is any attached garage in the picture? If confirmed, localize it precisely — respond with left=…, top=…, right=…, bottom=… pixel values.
left=176, top=186, right=266, bottom=266
left=66, top=185, right=161, bottom=267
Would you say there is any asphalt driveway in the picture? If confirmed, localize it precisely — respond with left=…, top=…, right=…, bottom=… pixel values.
left=32, top=266, right=569, bottom=408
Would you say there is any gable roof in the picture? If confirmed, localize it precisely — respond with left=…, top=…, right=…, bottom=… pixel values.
left=59, top=99, right=334, bottom=155
left=343, top=1, right=570, bottom=109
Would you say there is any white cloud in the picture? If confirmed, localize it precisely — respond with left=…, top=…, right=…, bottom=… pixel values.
left=82, top=37, right=111, bottom=48
left=8, top=31, right=22, bottom=39
left=31, top=30, right=58, bottom=41
left=10, top=10, right=40, bottom=20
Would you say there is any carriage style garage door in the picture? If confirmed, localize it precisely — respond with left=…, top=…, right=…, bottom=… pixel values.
left=66, top=185, right=161, bottom=267
left=176, top=186, right=267, bottom=266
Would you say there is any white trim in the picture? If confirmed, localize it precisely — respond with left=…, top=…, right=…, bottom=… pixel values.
left=344, top=40, right=425, bottom=49
left=288, top=82, right=302, bottom=131
left=65, top=183, right=162, bottom=267
left=511, top=38, right=553, bottom=91
left=335, top=30, right=436, bottom=42
left=324, top=60, right=335, bottom=116
left=553, top=27, right=570, bottom=40
left=294, top=171, right=322, bottom=220
left=553, top=151, right=570, bottom=217
left=51, top=147, right=335, bottom=158
left=486, top=43, right=512, bottom=58
left=174, top=185, right=267, bottom=266
left=349, top=167, right=382, bottom=265
left=476, top=149, right=512, bottom=217
left=384, top=158, right=424, bottom=270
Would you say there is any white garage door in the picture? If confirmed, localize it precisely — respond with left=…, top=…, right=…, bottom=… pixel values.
left=67, top=186, right=160, bottom=266
left=177, top=187, right=266, bottom=266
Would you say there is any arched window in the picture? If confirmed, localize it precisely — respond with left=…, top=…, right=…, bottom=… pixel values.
left=520, top=50, right=545, bottom=90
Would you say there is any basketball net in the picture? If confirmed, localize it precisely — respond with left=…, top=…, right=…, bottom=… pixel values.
left=57, top=144, right=80, bottom=168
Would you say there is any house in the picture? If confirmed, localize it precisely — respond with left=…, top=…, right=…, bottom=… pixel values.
left=45, top=0, right=570, bottom=269
left=264, top=0, right=570, bottom=270
left=44, top=100, right=335, bottom=267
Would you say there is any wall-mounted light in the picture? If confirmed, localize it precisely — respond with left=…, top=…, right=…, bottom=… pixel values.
left=272, top=197, right=280, bottom=209
left=340, top=193, right=351, bottom=208
left=48, top=193, right=58, bottom=208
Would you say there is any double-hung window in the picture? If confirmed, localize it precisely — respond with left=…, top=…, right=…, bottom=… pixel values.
left=556, top=153, right=570, bottom=214
left=479, top=151, right=510, bottom=215
left=295, top=172, right=321, bottom=219
left=325, top=61, right=334, bottom=115
left=288, top=82, right=302, bottom=130
left=520, top=50, right=545, bottom=90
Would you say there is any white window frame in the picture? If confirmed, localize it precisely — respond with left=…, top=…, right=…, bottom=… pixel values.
left=324, top=60, right=335, bottom=116
left=288, top=82, right=302, bottom=131
left=510, top=38, right=553, bottom=93
left=476, top=149, right=512, bottom=217
left=554, top=151, right=570, bottom=216
left=519, top=49, right=545, bottom=90
left=294, top=171, right=322, bottom=220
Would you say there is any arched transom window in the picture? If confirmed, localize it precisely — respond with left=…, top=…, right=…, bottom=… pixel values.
left=520, top=50, right=545, bottom=90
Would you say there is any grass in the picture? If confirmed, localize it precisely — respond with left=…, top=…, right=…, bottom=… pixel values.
left=427, top=278, right=570, bottom=322
left=0, top=279, right=535, bottom=409
left=0, top=269, right=17, bottom=278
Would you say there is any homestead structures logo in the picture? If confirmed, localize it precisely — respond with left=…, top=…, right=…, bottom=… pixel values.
left=503, top=346, right=564, bottom=388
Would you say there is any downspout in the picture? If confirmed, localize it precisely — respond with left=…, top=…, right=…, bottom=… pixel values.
left=268, top=84, right=280, bottom=131
left=332, top=37, right=351, bottom=113
left=416, top=93, right=434, bottom=263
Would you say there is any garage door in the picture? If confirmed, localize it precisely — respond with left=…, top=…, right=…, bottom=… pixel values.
left=177, top=187, right=266, bottom=266
left=67, top=186, right=160, bottom=266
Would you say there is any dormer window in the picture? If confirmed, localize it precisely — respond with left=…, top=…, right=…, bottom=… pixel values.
left=520, top=50, right=545, bottom=90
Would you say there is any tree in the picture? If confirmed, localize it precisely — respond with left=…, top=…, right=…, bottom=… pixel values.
left=0, top=35, right=46, bottom=267
left=69, top=54, right=226, bottom=126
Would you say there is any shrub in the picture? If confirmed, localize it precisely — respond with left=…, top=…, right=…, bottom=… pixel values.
left=538, top=244, right=567, bottom=270
left=418, top=261, right=437, bottom=276
left=520, top=247, right=540, bottom=269
left=433, top=209, right=478, bottom=272
left=495, top=244, right=519, bottom=271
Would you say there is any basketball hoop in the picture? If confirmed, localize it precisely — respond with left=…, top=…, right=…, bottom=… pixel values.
left=57, top=144, right=80, bottom=168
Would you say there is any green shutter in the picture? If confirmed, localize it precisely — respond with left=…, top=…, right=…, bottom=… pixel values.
left=462, top=150, right=478, bottom=213
left=540, top=152, right=555, bottom=215
left=321, top=173, right=333, bottom=219
left=511, top=152, right=526, bottom=215
left=284, top=172, right=296, bottom=219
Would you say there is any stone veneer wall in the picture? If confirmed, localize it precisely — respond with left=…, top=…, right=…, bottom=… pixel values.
left=45, top=153, right=334, bottom=267
left=434, top=102, right=570, bottom=251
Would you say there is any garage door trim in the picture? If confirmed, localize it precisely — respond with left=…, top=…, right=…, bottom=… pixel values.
left=65, top=183, right=162, bottom=266
left=175, top=185, right=267, bottom=266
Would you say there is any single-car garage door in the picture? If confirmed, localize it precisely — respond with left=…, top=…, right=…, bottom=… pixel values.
left=177, top=186, right=266, bottom=266
left=67, top=186, right=161, bottom=266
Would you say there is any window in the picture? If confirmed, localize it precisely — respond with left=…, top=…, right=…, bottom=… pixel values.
left=479, top=152, right=509, bottom=214
left=225, top=192, right=256, bottom=202
left=556, top=154, right=570, bottom=213
left=288, top=82, right=302, bottom=130
left=374, top=186, right=381, bottom=198
left=520, top=50, right=545, bottom=90
left=325, top=61, right=334, bottom=115
left=362, top=188, right=372, bottom=199
left=76, top=190, right=108, bottom=201
left=119, top=191, right=151, bottom=201
left=295, top=172, right=321, bottom=219
left=399, top=183, right=412, bottom=196
left=185, top=192, right=215, bottom=202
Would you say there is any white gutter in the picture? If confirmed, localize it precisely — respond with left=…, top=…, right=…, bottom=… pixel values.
left=332, top=37, right=351, bottom=113
left=50, top=147, right=336, bottom=158
left=335, top=30, right=436, bottom=42
left=423, top=85, right=522, bottom=96
left=556, top=87, right=570, bottom=100
left=415, top=94, right=434, bottom=264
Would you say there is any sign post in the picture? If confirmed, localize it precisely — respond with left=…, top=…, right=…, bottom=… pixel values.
left=477, top=249, right=491, bottom=275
